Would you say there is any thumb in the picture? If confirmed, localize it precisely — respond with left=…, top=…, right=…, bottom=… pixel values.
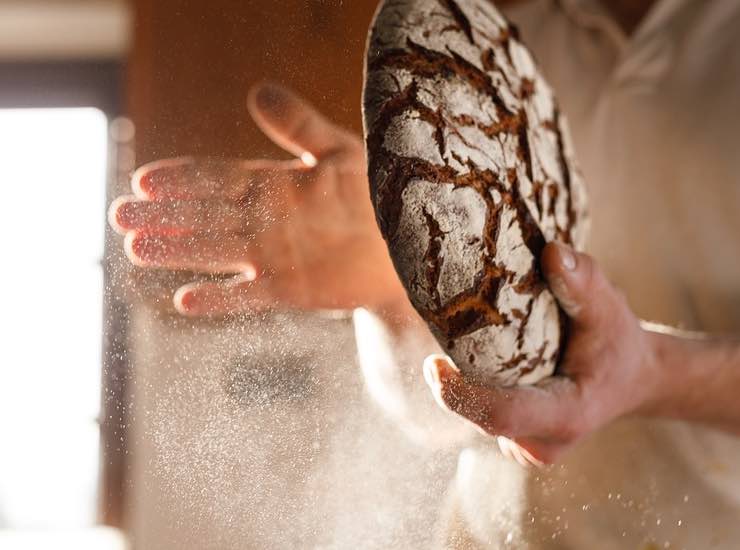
left=541, top=241, right=622, bottom=329
left=247, top=82, right=353, bottom=163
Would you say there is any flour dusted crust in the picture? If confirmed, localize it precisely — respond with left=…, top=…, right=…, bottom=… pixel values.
left=363, top=0, right=589, bottom=386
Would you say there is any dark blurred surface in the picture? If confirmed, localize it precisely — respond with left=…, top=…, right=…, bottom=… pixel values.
left=0, top=60, right=121, bottom=114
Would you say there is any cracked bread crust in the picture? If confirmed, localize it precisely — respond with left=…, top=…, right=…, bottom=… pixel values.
left=362, top=0, right=589, bottom=386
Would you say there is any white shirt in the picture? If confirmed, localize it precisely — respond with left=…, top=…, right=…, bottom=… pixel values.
left=446, top=0, right=740, bottom=547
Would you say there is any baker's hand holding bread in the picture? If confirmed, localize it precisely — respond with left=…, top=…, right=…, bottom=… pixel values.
left=424, top=241, right=656, bottom=465
left=109, top=83, right=406, bottom=316
left=425, top=240, right=740, bottom=466
left=362, top=0, right=740, bottom=469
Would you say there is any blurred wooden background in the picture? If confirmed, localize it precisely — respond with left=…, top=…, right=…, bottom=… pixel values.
left=128, top=0, right=380, bottom=164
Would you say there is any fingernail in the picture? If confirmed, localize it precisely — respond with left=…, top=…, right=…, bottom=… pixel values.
left=300, top=151, right=318, bottom=167
left=423, top=355, right=442, bottom=390
left=497, top=437, right=541, bottom=469
left=133, top=167, right=174, bottom=199
left=255, top=83, right=287, bottom=112
left=549, top=275, right=581, bottom=317
left=114, top=201, right=137, bottom=229
left=108, top=196, right=131, bottom=233
left=497, top=436, right=524, bottom=466
left=131, top=167, right=155, bottom=198
left=433, top=355, right=459, bottom=383
left=175, top=288, right=198, bottom=314
left=517, top=446, right=545, bottom=469
left=240, top=264, right=258, bottom=282
left=556, top=241, right=577, bottom=271
left=425, top=357, right=454, bottom=412
left=496, top=436, right=513, bottom=459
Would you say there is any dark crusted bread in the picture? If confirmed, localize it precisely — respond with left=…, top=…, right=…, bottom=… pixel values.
left=362, top=0, right=589, bottom=386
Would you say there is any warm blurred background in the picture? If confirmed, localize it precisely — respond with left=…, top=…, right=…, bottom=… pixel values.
left=0, top=1, right=459, bottom=549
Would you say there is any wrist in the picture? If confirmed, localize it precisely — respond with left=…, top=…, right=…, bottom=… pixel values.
left=639, top=324, right=740, bottom=428
left=638, top=327, right=692, bottom=418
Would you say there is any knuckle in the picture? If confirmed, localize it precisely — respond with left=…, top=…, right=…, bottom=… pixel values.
left=580, top=256, right=613, bottom=308
left=557, top=410, right=585, bottom=442
left=558, top=420, right=580, bottom=443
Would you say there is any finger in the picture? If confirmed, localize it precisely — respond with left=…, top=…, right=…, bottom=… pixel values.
left=175, top=266, right=324, bottom=316
left=124, top=232, right=260, bottom=274
left=174, top=275, right=269, bottom=317
left=248, top=82, right=353, bottom=161
left=132, top=157, right=306, bottom=200
left=496, top=436, right=531, bottom=468
left=423, top=355, right=580, bottom=440
left=108, top=194, right=137, bottom=234
left=497, top=436, right=547, bottom=468
left=111, top=198, right=261, bottom=234
left=541, top=241, right=625, bottom=329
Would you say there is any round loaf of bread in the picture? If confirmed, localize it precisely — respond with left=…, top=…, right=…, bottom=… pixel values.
left=362, top=0, right=589, bottom=386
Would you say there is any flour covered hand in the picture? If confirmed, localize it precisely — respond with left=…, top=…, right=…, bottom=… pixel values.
left=109, top=83, right=405, bottom=316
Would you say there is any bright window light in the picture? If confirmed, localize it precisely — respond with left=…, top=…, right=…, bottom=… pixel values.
left=0, top=108, right=107, bottom=529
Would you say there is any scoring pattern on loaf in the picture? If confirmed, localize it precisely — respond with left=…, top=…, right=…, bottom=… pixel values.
left=363, top=0, right=589, bottom=386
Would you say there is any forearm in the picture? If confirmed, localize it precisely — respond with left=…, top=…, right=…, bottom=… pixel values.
left=645, top=322, right=740, bottom=434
